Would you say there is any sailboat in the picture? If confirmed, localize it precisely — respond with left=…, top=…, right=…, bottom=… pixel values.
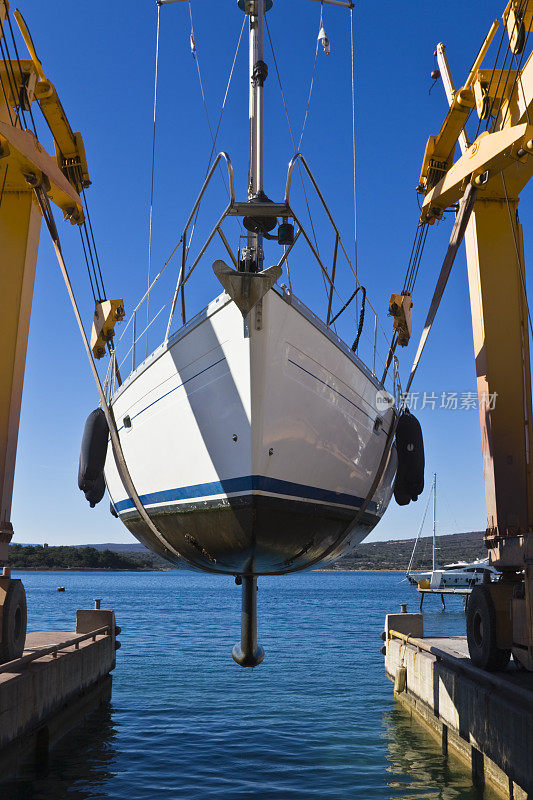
left=95, top=0, right=400, bottom=664
left=406, top=475, right=498, bottom=590
left=406, top=473, right=438, bottom=585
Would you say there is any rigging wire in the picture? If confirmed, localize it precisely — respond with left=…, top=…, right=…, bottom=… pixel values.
left=406, top=484, right=433, bottom=575
left=498, top=19, right=533, bottom=129
left=264, top=11, right=327, bottom=304
left=0, top=63, right=15, bottom=127
left=205, top=16, right=246, bottom=176
left=350, top=5, right=357, bottom=281
left=191, top=12, right=246, bottom=242
left=0, top=36, right=22, bottom=128
left=143, top=0, right=244, bottom=348
left=473, top=15, right=506, bottom=140
left=82, top=188, right=106, bottom=299
left=183, top=0, right=243, bottom=264
left=298, top=5, right=320, bottom=152
left=188, top=0, right=215, bottom=147
left=4, top=4, right=37, bottom=135
left=146, top=0, right=162, bottom=347
left=79, top=226, right=98, bottom=304
left=83, top=222, right=102, bottom=299
left=490, top=0, right=529, bottom=130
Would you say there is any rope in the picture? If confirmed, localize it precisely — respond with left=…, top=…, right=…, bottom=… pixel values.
left=4, top=2, right=37, bottom=136
left=380, top=219, right=429, bottom=382
left=477, top=0, right=527, bottom=134
left=34, top=186, right=196, bottom=568
left=82, top=189, right=106, bottom=298
left=328, top=284, right=361, bottom=326
left=205, top=16, right=246, bottom=177
left=78, top=226, right=97, bottom=304
left=405, top=182, right=477, bottom=395
left=183, top=0, right=243, bottom=265
left=352, top=285, right=365, bottom=352
left=298, top=2, right=322, bottom=151
left=350, top=5, right=357, bottom=281
left=142, top=0, right=243, bottom=348
left=499, top=14, right=533, bottom=129
left=188, top=1, right=215, bottom=143
left=264, top=11, right=325, bottom=296
left=146, top=0, right=161, bottom=345
left=403, top=222, right=429, bottom=295
left=0, top=36, right=22, bottom=128
left=80, top=220, right=104, bottom=302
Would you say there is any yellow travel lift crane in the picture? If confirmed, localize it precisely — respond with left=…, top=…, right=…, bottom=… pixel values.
left=0, top=3, right=121, bottom=663
left=417, top=0, right=533, bottom=670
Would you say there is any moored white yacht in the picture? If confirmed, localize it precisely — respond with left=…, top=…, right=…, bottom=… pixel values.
left=407, top=475, right=499, bottom=590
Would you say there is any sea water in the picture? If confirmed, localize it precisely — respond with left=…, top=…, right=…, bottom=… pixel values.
left=2, top=570, right=500, bottom=799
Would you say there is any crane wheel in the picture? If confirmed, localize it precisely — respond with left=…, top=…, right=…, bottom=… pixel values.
left=467, top=585, right=510, bottom=671
left=0, top=579, right=27, bottom=665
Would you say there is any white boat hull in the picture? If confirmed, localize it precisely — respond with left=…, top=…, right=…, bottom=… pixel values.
left=104, top=288, right=397, bottom=574
left=412, top=561, right=499, bottom=589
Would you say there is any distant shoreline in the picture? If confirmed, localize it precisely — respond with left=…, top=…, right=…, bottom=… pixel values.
left=9, top=531, right=487, bottom=573
left=11, top=566, right=405, bottom=578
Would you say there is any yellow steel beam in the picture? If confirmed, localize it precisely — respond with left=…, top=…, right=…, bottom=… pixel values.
left=419, top=88, right=475, bottom=192
left=13, top=10, right=90, bottom=190
left=472, top=68, right=517, bottom=121
left=0, top=190, right=41, bottom=561
left=465, top=20, right=500, bottom=89
left=34, top=79, right=90, bottom=188
left=464, top=197, right=533, bottom=537
left=0, top=2, right=8, bottom=33
left=0, top=4, right=89, bottom=564
left=0, top=121, right=84, bottom=221
left=13, top=9, right=44, bottom=81
left=420, top=123, right=533, bottom=221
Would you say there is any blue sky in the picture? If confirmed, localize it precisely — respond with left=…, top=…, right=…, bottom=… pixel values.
left=10, top=0, right=521, bottom=546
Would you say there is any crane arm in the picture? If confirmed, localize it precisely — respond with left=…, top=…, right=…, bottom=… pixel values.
left=416, top=1, right=533, bottom=670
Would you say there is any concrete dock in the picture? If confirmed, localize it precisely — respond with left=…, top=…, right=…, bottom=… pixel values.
left=384, top=611, right=533, bottom=800
left=0, top=606, right=119, bottom=781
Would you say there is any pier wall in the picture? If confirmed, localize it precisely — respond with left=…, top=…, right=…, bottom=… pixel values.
left=384, top=613, right=533, bottom=800
left=0, top=608, right=117, bottom=780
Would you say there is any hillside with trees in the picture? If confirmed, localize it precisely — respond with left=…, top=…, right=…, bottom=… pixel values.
left=6, top=532, right=487, bottom=572
left=7, top=544, right=164, bottom=571
left=329, top=531, right=486, bottom=571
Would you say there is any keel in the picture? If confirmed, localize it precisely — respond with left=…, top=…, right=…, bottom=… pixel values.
left=232, top=576, right=265, bottom=668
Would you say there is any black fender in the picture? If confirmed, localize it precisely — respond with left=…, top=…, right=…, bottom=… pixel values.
left=393, top=410, right=424, bottom=505
left=78, top=408, right=109, bottom=507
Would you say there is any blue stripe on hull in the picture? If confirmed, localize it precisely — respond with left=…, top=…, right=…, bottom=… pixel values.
left=114, top=475, right=377, bottom=514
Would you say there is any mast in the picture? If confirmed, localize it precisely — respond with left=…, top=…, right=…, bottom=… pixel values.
left=249, top=0, right=265, bottom=201
left=432, top=473, right=437, bottom=572
left=241, top=0, right=269, bottom=272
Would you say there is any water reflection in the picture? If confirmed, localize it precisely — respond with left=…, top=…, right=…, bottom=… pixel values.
left=2, top=703, right=118, bottom=800
left=383, top=703, right=500, bottom=800
left=1, top=571, right=499, bottom=800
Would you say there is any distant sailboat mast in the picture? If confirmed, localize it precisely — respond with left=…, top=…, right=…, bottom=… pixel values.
left=432, top=472, right=437, bottom=572
left=406, top=473, right=436, bottom=581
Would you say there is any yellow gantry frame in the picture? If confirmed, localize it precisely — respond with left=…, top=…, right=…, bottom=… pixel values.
left=0, top=4, right=88, bottom=560
left=418, top=1, right=533, bottom=666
